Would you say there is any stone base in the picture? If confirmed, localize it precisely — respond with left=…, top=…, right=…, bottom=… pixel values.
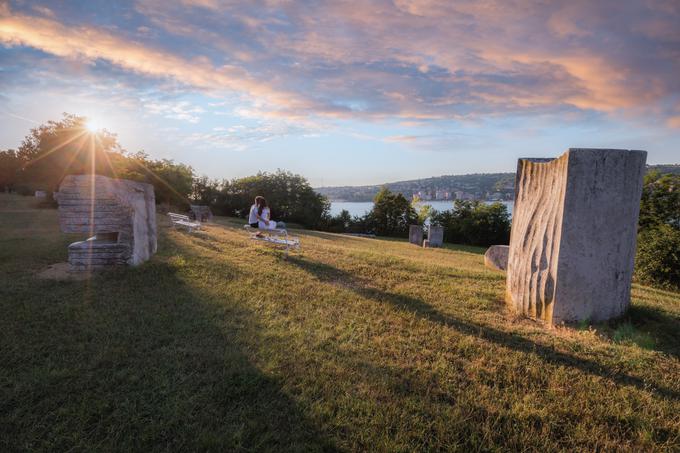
left=68, top=236, right=131, bottom=271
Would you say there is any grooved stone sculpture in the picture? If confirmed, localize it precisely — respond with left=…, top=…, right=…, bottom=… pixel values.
left=506, top=148, right=646, bottom=324
left=409, top=225, right=423, bottom=245
left=55, top=175, right=157, bottom=271
left=427, top=225, right=444, bottom=247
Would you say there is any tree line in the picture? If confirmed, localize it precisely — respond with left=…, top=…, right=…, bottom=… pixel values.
left=1, top=114, right=677, bottom=289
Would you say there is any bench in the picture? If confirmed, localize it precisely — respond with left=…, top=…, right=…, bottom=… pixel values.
left=168, top=213, right=202, bottom=232
left=243, top=224, right=300, bottom=256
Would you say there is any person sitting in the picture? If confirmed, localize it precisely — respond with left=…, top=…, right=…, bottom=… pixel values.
left=248, top=196, right=278, bottom=237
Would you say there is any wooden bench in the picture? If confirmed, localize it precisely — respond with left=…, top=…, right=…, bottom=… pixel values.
left=168, top=213, right=202, bottom=232
left=243, top=224, right=300, bottom=257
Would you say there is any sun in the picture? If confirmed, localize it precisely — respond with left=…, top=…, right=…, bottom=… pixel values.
left=85, top=118, right=103, bottom=132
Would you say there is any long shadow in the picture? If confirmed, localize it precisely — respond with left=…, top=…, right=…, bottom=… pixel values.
left=623, top=305, right=680, bottom=359
left=287, top=256, right=679, bottom=401
left=1, top=245, right=338, bottom=451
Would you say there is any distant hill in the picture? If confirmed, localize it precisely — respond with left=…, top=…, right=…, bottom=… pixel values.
left=316, top=164, right=679, bottom=202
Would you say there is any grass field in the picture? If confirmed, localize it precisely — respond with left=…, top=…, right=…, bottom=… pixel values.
left=1, top=193, right=679, bottom=451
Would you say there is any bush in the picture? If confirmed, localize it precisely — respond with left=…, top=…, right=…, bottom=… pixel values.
left=635, top=224, right=680, bottom=290
left=431, top=200, right=510, bottom=246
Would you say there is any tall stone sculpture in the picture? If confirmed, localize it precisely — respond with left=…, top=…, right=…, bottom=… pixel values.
left=506, top=148, right=646, bottom=324
left=56, top=175, right=157, bottom=271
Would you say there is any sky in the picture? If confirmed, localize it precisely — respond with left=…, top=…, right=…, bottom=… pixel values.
left=0, top=0, right=679, bottom=187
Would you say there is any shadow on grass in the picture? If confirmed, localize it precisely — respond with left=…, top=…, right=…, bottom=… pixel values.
left=287, top=255, right=679, bottom=401
left=0, top=249, right=337, bottom=451
left=611, top=305, right=680, bottom=359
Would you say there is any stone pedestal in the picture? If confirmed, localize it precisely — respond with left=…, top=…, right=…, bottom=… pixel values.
left=506, top=148, right=646, bottom=324
left=56, top=175, right=157, bottom=270
left=409, top=225, right=423, bottom=245
left=427, top=225, right=444, bottom=247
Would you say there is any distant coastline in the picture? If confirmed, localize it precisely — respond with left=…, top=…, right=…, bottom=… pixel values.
left=316, top=164, right=680, bottom=202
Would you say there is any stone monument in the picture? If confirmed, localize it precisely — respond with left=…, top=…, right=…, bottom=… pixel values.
left=506, top=148, right=646, bottom=324
left=55, top=175, right=157, bottom=271
left=409, top=225, right=423, bottom=245
left=427, top=225, right=444, bottom=248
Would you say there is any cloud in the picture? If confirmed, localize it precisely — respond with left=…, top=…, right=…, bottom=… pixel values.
left=1, top=0, right=679, bottom=125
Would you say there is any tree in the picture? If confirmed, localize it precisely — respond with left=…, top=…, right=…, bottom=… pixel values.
left=212, top=170, right=329, bottom=228
left=367, top=187, right=417, bottom=236
left=639, top=171, right=680, bottom=229
left=119, top=152, right=194, bottom=208
left=430, top=200, right=510, bottom=246
left=0, top=149, right=21, bottom=192
left=15, top=113, right=123, bottom=193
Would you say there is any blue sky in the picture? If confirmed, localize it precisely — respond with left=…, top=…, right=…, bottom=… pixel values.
left=1, top=0, right=679, bottom=186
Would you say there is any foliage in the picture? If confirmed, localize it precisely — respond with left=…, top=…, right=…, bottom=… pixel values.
left=431, top=200, right=511, bottom=246
left=0, top=149, right=21, bottom=192
left=635, top=224, right=680, bottom=290
left=639, top=171, right=680, bottom=229
left=119, top=152, right=194, bottom=208
left=14, top=113, right=124, bottom=193
left=365, top=187, right=417, bottom=237
left=193, top=170, right=329, bottom=228
left=411, top=195, right=433, bottom=225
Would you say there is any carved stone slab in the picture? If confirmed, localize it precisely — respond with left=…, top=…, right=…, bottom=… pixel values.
left=409, top=225, right=423, bottom=245
left=506, top=148, right=646, bottom=324
left=427, top=225, right=444, bottom=247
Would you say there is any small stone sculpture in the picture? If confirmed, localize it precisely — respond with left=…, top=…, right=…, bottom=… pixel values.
left=484, top=245, right=509, bottom=271
left=409, top=225, right=423, bottom=245
left=427, top=225, right=444, bottom=247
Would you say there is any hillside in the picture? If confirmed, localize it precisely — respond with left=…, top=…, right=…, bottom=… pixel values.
left=1, top=194, right=679, bottom=450
left=316, top=164, right=679, bottom=202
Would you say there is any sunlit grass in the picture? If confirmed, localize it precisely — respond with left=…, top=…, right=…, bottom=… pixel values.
left=1, top=194, right=678, bottom=451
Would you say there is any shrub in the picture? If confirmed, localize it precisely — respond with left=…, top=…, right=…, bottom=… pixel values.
left=635, top=224, right=680, bottom=290
left=431, top=200, right=510, bottom=246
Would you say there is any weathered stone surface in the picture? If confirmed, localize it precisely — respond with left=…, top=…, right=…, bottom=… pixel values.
left=190, top=205, right=213, bottom=222
left=409, top=225, right=423, bottom=245
left=506, top=148, right=646, bottom=324
left=484, top=245, right=509, bottom=271
left=427, top=225, right=444, bottom=247
left=56, top=175, right=157, bottom=270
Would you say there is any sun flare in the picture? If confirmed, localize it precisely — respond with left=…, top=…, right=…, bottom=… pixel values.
left=85, top=118, right=103, bottom=132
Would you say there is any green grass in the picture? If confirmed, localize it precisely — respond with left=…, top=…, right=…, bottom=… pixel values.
left=1, top=193, right=679, bottom=451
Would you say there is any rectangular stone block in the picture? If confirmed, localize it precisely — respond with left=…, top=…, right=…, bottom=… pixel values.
left=506, top=148, right=646, bottom=324
left=409, top=225, right=423, bottom=245
left=427, top=225, right=444, bottom=247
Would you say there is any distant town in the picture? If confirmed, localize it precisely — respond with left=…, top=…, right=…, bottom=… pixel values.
left=315, top=164, right=680, bottom=202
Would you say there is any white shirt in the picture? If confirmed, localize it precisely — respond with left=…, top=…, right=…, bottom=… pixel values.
left=248, top=204, right=258, bottom=224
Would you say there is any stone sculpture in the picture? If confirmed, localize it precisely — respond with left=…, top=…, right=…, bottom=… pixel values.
left=427, top=225, right=444, bottom=247
left=506, top=148, right=646, bottom=324
left=190, top=204, right=213, bottom=222
left=56, top=175, right=157, bottom=271
left=484, top=245, right=509, bottom=271
left=409, top=225, right=423, bottom=245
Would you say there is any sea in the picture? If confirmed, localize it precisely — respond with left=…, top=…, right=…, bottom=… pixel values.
left=329, top=200, right=514, bottom=218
